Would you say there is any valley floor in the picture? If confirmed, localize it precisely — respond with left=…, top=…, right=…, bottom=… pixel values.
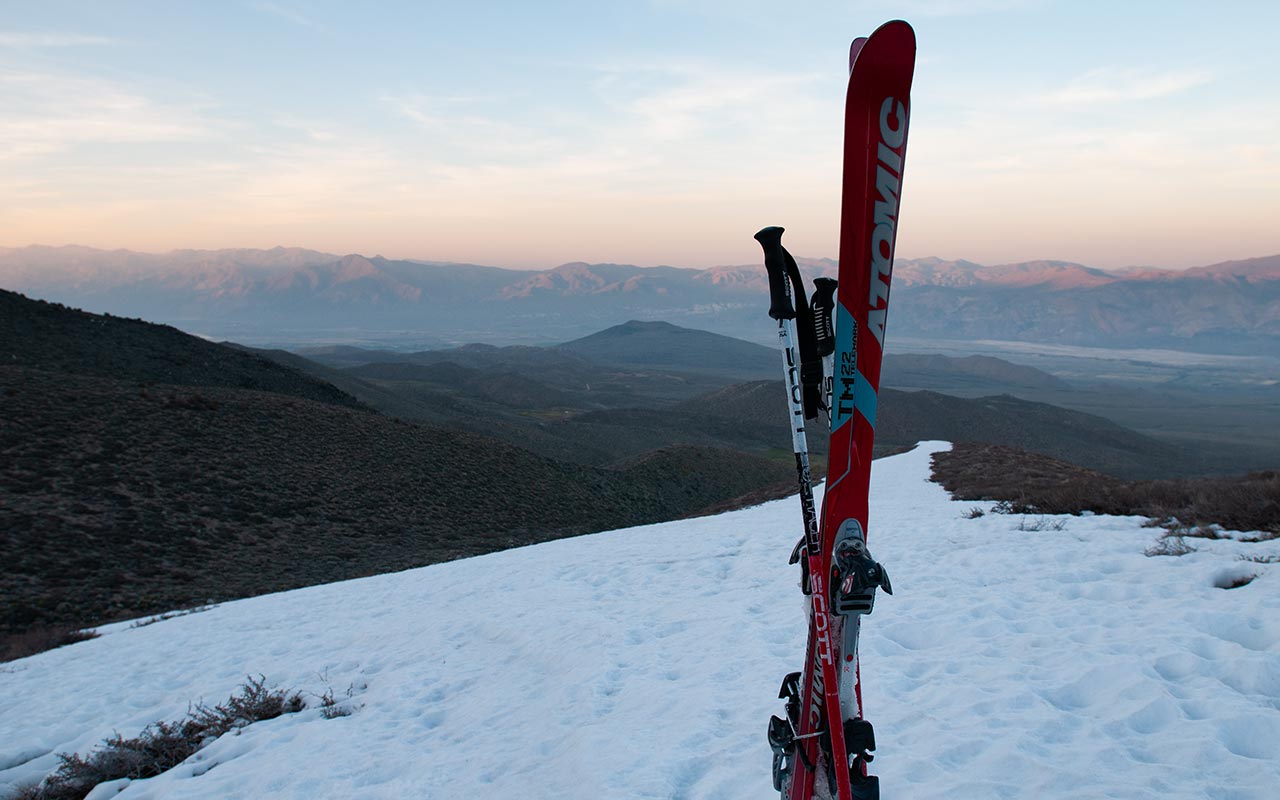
left=2, top=443, right=1278, bottom=798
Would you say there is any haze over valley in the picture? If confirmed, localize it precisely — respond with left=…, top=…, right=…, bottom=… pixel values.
left=4, top=245, right=1278, bottom=356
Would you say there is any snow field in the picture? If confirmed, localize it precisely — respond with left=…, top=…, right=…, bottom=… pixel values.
left=1, top=441, right=1277, bottom=799
left=865, top=448, right=1280, bottom=799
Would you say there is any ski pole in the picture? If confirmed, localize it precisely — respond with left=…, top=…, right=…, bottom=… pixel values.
left=811, top=278, right=838, bottom=427
left=757, top=226, right=856, bottom=800
left=755, top=226, right=820, bottom=556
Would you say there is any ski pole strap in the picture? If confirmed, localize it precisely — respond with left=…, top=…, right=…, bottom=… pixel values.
left=755, top=226, right=795, bottom=321
left=782, top=249, right=824, bottom=420
left=811, top=277, right=837, bottom=358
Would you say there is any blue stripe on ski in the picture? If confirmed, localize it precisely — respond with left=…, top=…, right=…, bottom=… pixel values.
left=854, top=368, right=877, bottom=429
left=831, top=302, right=878, bottom=431
left=831, top=302, right=856, bottom=433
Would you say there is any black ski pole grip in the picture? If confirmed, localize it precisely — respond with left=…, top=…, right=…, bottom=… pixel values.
left=755, top=226, right=795, bottom=320
left=811, top=277, right=837, bottom=358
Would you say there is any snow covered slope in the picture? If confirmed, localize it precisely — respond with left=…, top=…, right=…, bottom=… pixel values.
left=3, top=443, right=1278, bottom=799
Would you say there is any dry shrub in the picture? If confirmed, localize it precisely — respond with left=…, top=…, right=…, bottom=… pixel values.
left=1242, top=553, right=1280, bottom=564
left=16, top=676, right=304, bottom=800
left=1144, top=536, right=1196, bottom=557
left=318, top=687, right=354, bottom=719
left=1016, top=515, right=1068, bottom=532
left=1, top=627, right=99, bottom=663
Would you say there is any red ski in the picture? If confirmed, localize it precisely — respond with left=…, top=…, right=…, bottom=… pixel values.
left=761, top=19, right=915, bottom=800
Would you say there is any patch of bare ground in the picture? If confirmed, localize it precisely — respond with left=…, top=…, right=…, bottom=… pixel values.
left=931, top=442, right=1280, bottom=535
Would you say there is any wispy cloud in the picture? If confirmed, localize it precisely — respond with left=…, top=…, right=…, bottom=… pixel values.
left=590, top=58, right=829, bottom=148
left=0, top=32, right=115, bottom=47
left=1038, top=68, right=1212, bottom=106
left=373, top=56, right=835, bottom=206
left=880, top=0, right=1041, bottom=17
left=664, top=0, right=1039, bottom=19
left=249, top=2, right=318, bottom=29
left=0, top=70, right=216, bottom=160
left=379, top=92, right=500, bottom=133
left=269, top=115, right=341, bottom=143
left=612, top=65, right=812, bottom=141
left=378, top=92, right=568, bottom=163
left=231, top=140, right=401, bottom=212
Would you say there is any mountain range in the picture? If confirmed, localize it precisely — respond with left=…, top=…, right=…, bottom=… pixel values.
left=3, top=245, right=1277, bottom=353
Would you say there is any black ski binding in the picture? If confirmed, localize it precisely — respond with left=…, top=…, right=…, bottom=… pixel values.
left=778, top=670, right=802, bottom=725
left=845, top=718, right=880, bottom=800
left=767, top=715, right=795, bottom=792
left=830, top=520, right=891, bottom=616
left=776, top=672, right=814, bottom=771
left=788, top=538, right=811, bottom=595
left=769, top=671, right=821, bottom=791
left=850, top=771, right=881, bottom=800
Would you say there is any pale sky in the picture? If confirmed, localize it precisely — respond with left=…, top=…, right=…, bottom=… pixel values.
left=2, top=0, right=1277, bottom=270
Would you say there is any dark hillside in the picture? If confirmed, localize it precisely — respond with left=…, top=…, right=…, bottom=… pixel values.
left=544, top=406, right=802, bottom=465
left=0, top=297, right=796, bottom=646
left=302, top=342, right=732, bottom=408
left=0, top=366, right=791, bottom=637
left=258, top=351, right=756, bottom=466
left=877, top=391, right=1187, bottom=479
left=344, top=361, right=582, bottom=409
left=673, top=380, right=790, bottom=428
left=881, top=353, right=1071, bottom=392
left=0, top=289, right=361, bottom=409
left=231, top=345, right=431, bottom=421
left=283, top=324, right=1228, bottom=481
left=611, top=445, right=796, bottom=517
left=558, top=320, right=777, bottom=377
left=346, top=360, right=478, bottom=384
left=420, top=343, right=599, bottom=373
left=677, top=380, right=1199, bottom=479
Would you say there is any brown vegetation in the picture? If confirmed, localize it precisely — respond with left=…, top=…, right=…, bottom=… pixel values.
left=1, top=366, right=790, bottom=644
left=9, top=677, right=303, bottom=800
left=0, top=625, right=100, bottom=663
left=932, top=442, right=1280, bottom=534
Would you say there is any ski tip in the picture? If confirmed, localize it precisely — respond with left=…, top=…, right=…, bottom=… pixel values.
left=871, top=19, right=916, bottom=50
left=875, top=19, right=915, bottom=35
left=850, top=20, right=915, bottom=73
left=848, top=37, right=868, bottom=72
